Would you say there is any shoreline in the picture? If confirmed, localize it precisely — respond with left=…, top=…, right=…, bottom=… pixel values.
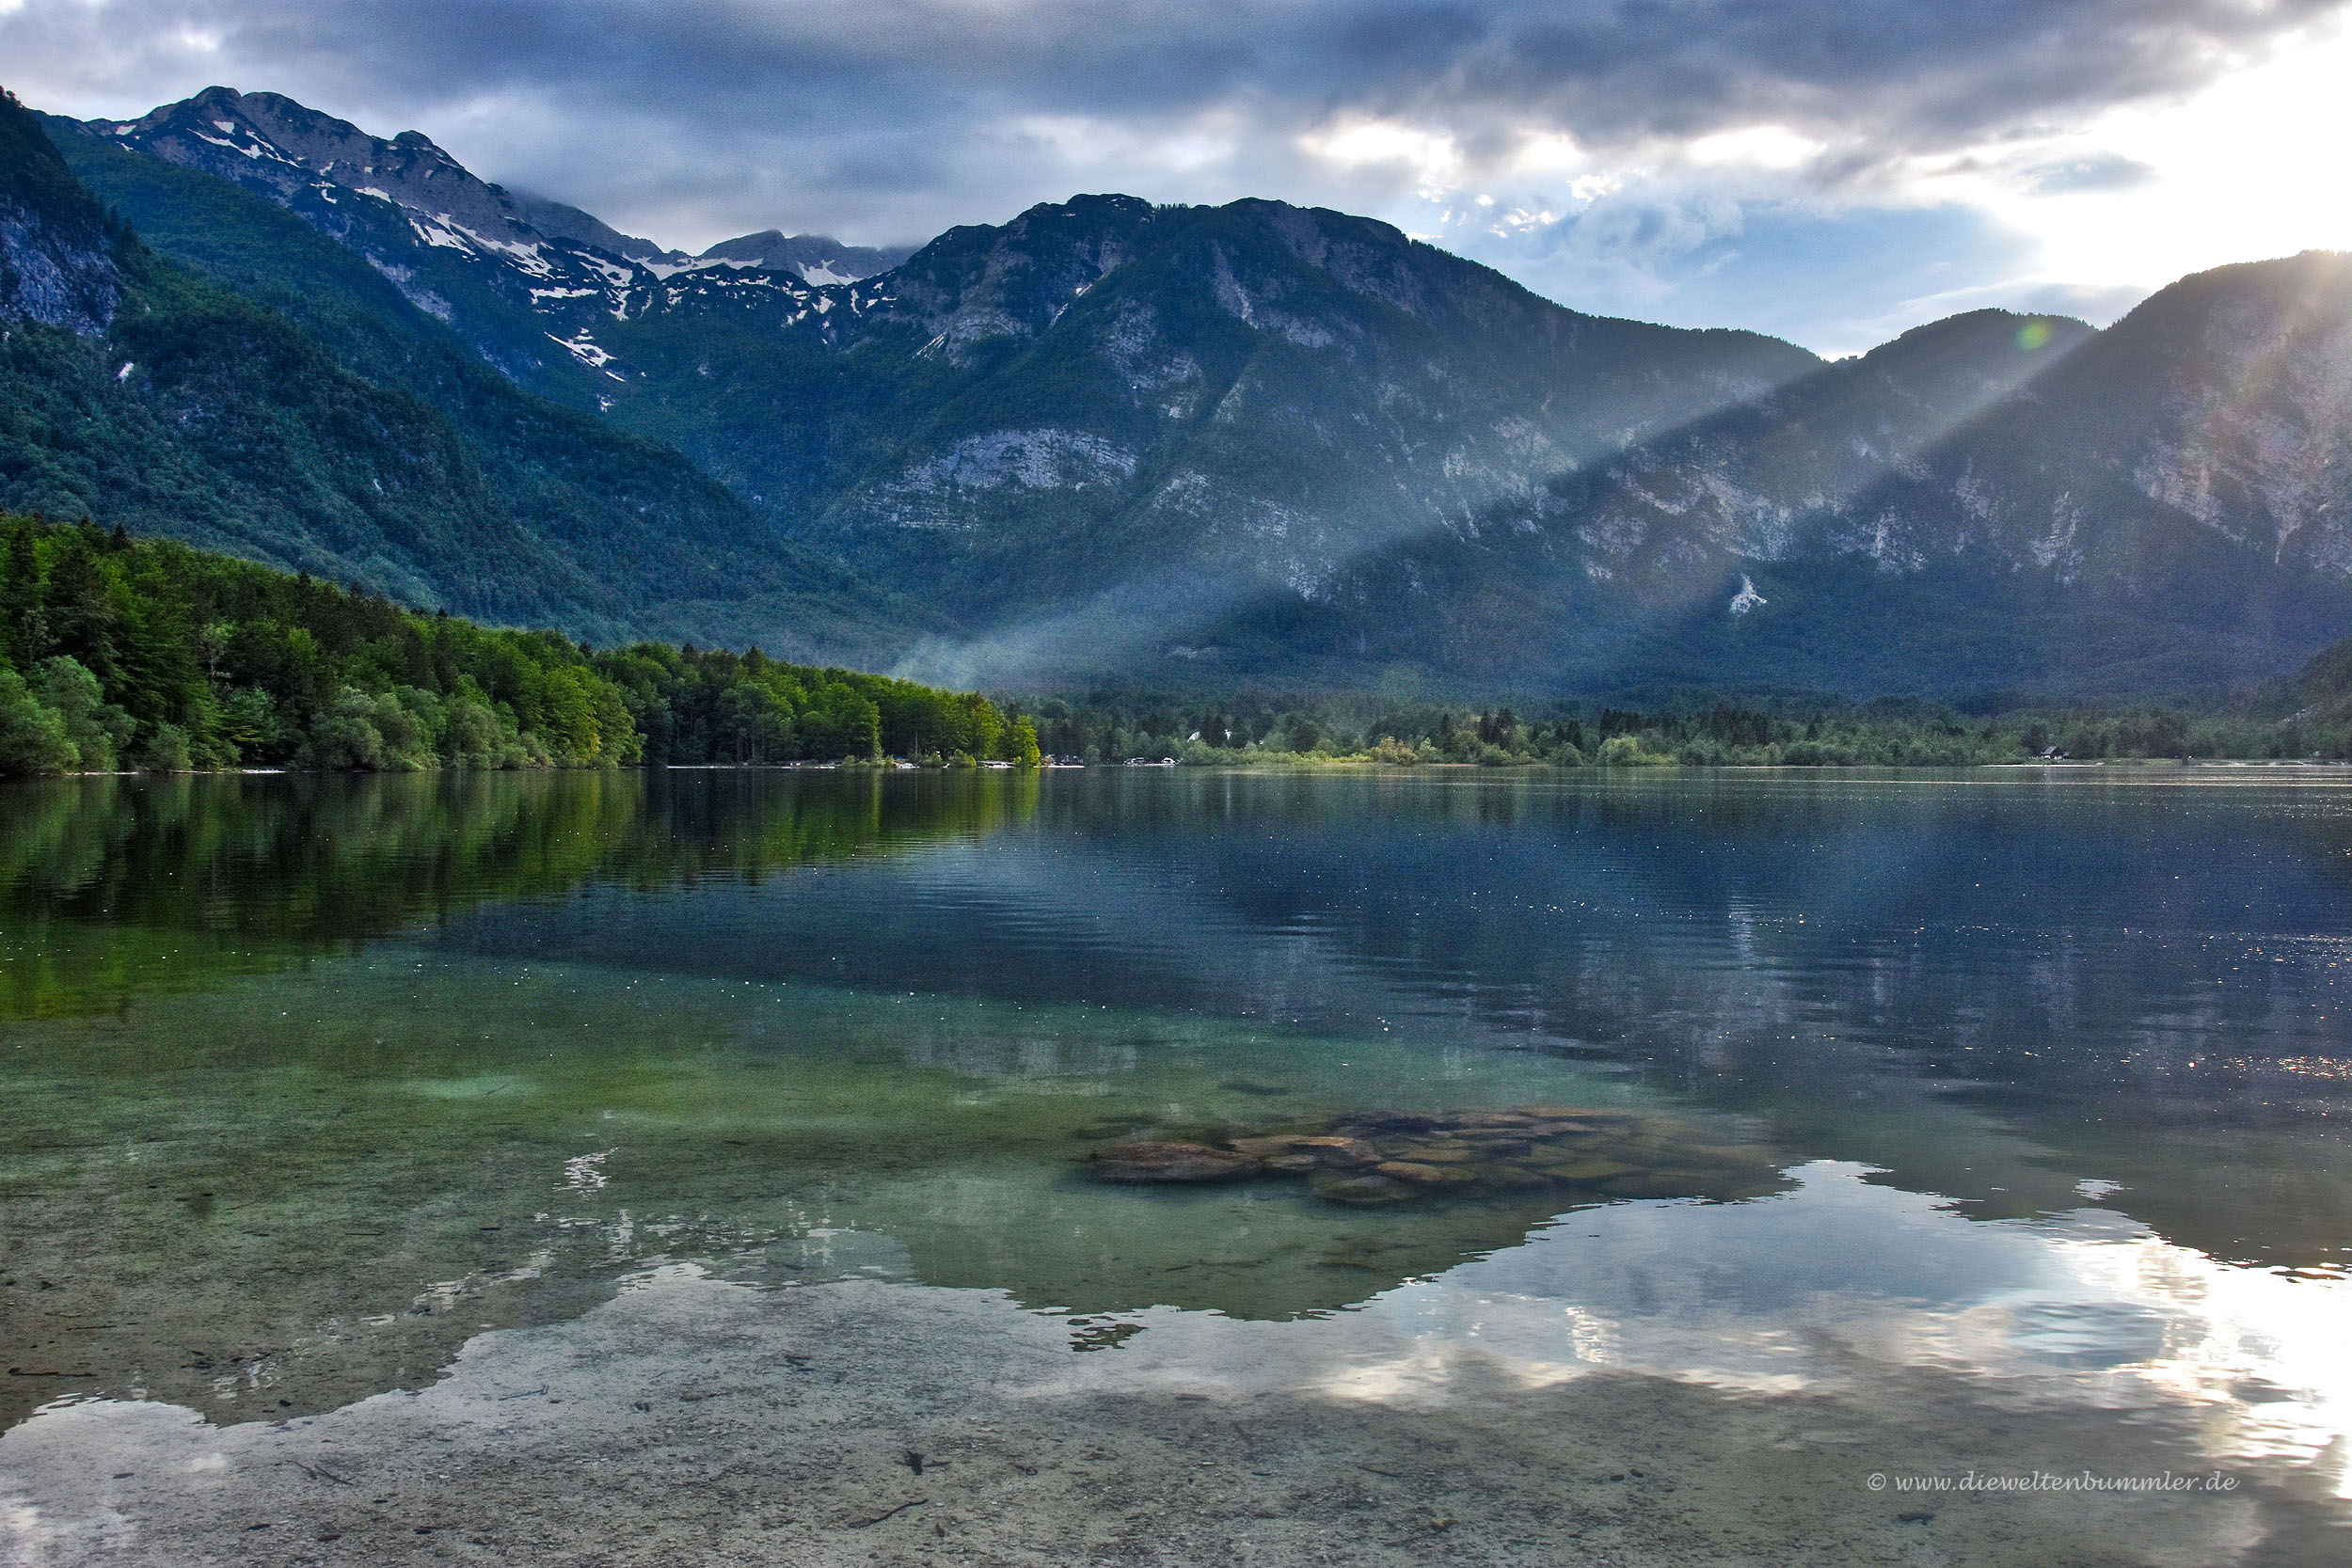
left=12, top=756, right=2352, bottom=780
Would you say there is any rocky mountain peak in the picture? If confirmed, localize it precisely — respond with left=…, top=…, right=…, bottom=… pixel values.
left=692, top=229, right=914, bottom=284
left=2051, top=250, right=2352, bottom=569
left=100, top=87, right=546, bottom=251
left=55, top=85, right=934, bottom=393
left=506, top=189, right=672, bottom=263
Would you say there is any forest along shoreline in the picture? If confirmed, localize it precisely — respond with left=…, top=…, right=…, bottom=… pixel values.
left=0, top=514, right=1039, bottom=775
left=11, top=511, right=2352, bottom=779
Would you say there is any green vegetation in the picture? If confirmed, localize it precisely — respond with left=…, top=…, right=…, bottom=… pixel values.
left=596, top=642, right=1038, bottom=767
left=0, top=513, right=635, bottom=771
left=5, top=498, right=2330, bottom=781
left=0, top=514, right=1028, bottom=775
left=1009, top=685, right=2352, bottom=768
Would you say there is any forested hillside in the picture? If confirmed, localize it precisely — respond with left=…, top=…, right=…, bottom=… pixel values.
left=2, top=88, right=923, bottom=663
left=0, top=515, right=1033, bottom=774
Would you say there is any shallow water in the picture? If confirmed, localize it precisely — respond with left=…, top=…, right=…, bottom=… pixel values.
left=1, top=768, right=2347, bottom=1562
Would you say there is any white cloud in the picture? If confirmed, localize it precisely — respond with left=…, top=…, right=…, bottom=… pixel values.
left=2013, top=16, right=2352, bottom=288
left=1296, top=116, right=1467, bottom=202
left=1682, top=123, right=1826, bottom=171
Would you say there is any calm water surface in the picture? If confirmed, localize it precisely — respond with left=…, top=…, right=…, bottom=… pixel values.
left=1, top=768, right=2347, bottom=1554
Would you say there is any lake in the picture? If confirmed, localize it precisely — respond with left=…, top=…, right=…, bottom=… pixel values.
left=1, top=768, right=2346, bottom=1564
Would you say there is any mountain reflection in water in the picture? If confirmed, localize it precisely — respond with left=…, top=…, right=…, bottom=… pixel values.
left=1, top=768, right=2346, bottom=1458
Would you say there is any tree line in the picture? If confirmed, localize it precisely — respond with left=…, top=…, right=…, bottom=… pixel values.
left=0, top=514, right=1039, bottom=775
left=9, top=508, right=2344, bottom=778
left=1008, top=687, right=2352, bottom=767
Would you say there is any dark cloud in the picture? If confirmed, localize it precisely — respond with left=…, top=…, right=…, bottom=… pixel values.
left=0, top=0, right=2341, bottom=343
left=11, top=3, right=2339, bottom=173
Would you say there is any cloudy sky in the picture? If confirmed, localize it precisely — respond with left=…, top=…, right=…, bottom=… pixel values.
left=6, top=0, right=2351, bottom=354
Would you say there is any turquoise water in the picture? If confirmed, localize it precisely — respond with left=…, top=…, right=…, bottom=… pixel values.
left=2, top=768, right=2348, bottom=1549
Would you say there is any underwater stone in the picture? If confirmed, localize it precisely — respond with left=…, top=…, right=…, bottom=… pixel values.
left=1082, top=1106, right=1792, bottom=1209
left=1295, top=1136, right=1382, bottom=1167
left=1088, top=1142, right=1263, bottom=1183
left=1309, top=1172, right=1410, bottom=1206
left=1375, top=1161, right=1477, bottom=1185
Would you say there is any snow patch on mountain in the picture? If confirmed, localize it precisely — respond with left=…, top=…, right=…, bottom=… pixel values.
left=80, top=87, right=910, bottom=389
left=548, top=330, right=623, bottom=378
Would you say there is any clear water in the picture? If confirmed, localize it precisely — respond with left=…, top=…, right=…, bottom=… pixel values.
left=2, top=768, right=2348, bottom=1555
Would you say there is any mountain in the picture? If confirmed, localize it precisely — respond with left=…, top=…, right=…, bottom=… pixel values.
left=501, top=189, right=671, bottom=264
left=26, top=81, right=2352, bottom=698
left=594, top=193, right=1823, bottom=683
left=63, top=87, right=629, bottom=401
left=1294, top=255, right=2352, bottom=697
left=56, top=87, right=1835, bottom=686
left=2, top=88, right=921, bottom=658
left=691, top=230, right=914, bottom=284
left=56, top=88, right=914, bottom=402
left=5, top=85, right=558, bottom=618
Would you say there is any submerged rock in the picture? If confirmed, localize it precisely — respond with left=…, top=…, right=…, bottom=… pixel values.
left=1309, top=1172, right=1411, bottom=1206
left=1088, top=1142, right=1263, bottom=1183
left=1084, top=1105, right=1793, bottom=1208
left=1231, top=1133, right=1380, bottom=1169
left=1375, top=1160, right=1476, bottom=1185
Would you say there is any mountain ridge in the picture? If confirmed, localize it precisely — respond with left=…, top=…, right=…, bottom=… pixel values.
left=692, top=230, right=915, bottom=283
left=0, top=87, right=122, bottom=336
left=601, top=190, right=1823, bottom=646
left=1196, top=256, right=2352, bottom=699
left=20, top=81, right=2352, bottom=699
left=55, top=87, right=913, bottom=401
